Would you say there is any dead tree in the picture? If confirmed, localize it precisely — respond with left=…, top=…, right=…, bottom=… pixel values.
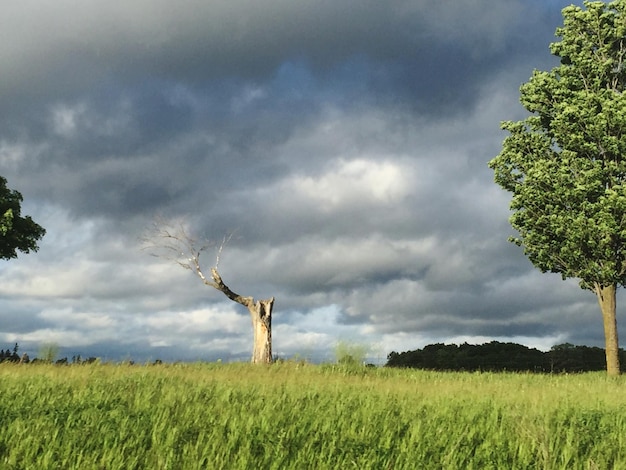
left=144, top=221, right=274, bottom=364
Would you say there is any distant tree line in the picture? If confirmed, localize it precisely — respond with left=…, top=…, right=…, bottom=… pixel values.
left=0, top=343, right=21, bottom=363
left=386, top=342, right=626, bottom=373
left=0, top=344, right=98, bottom=365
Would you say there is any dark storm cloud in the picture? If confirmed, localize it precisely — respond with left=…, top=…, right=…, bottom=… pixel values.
left=1, top=1, right=538, bottom=82
left=2, top=0, right=563, bottom=204
left=0, top=0, right=559, bottom=126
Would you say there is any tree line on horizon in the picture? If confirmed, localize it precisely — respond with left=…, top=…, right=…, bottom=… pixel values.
left=386, top=341, right=626, bottom=373
left=0, top=344, right=99, bottom=365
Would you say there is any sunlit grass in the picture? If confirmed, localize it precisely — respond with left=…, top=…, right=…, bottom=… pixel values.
left=0, top=362, right=624, bottom=469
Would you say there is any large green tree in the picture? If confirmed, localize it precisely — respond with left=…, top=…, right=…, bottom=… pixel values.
left=0, top=176, right=45, bottom=260
left=489, top=0, right=626, bottom=375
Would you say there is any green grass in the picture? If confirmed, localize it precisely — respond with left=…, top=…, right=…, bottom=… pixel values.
left=0, top=362, right=625, bottom=469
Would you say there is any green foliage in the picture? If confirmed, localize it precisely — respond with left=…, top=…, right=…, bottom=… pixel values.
left=0, top=209, right=13, bottom=236
left=0, top=363, right=626, bottom=468
left=489, top=0, right=626, bottom=290
left=333, top=340, right=369, bottom=367
left=386, top=341, right=624, bottom=372
left=38, top=343, right=59, bottom=364
left=0, top=176, right=45, bottom=260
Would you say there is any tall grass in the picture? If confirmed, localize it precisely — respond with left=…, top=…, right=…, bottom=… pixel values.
left=0, top=362, right=625, bottom=469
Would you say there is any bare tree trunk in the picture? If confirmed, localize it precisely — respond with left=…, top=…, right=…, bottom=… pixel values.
left=594, top=283, right=620, bottom=376
left=250, top=298, right=274, bottom=364
left=208, top=268, right=274, bottom=364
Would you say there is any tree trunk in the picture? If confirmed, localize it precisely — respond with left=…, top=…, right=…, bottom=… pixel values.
left=249, top=298, right=274, bottom=364
left=594, top=283, right=620, bottom=376
left=208, top=268, right=274, bottom=364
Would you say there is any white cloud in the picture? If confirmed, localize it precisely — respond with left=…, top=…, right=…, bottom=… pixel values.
left=50, top=103, right=85, bottom=138
left=292, top=158, right=411, bottom=209
left=39, top=308, right=116, bottom=330
left=143, top=306, right=249, bottom=336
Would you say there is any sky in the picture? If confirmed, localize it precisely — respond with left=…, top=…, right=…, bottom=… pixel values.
left=1, top=0, right=612, bottom=364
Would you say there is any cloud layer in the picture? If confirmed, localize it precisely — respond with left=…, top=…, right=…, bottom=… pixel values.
left=0, top=0, right=609, bottom=363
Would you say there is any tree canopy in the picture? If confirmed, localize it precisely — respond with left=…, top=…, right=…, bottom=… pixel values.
left=0, top=176, right=45, bottom=260
left=489, top=0, right=626, bottom=375
left=386, top=342, right=623, bottom=373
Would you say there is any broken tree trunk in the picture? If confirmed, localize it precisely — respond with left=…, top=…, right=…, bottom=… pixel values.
left=209, top=268, right=274, bottom=364
left=250, top=297, right=274, bottom=364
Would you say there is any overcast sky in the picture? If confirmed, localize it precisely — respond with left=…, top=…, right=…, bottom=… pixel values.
left=1, top=0, right=610, bottom=364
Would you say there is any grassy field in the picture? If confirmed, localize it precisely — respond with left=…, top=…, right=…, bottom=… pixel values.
left=0, top=362, right=625, bottom=469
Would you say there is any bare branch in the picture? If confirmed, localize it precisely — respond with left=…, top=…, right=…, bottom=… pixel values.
left=210, top=266, right=253, bottom=307
left=141, top=217, right=243, bottom=294
left=215, top=231, right=235, bottom=268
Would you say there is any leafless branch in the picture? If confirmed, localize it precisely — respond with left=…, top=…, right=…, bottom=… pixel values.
left=215, top=232, right=234, bottom=268
left=141, top=217, right=243, bottom=299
